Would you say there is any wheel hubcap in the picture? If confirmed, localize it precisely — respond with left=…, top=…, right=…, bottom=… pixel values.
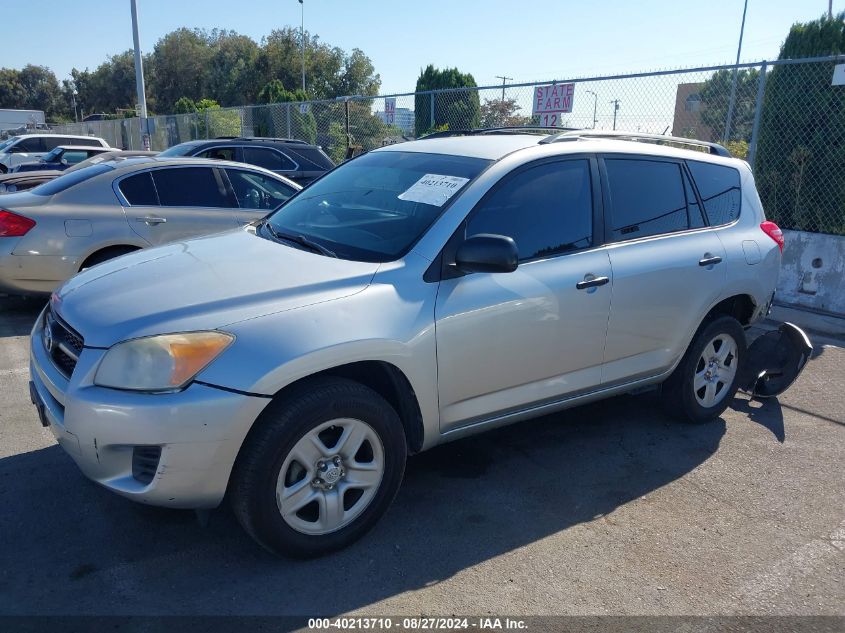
left=276, top=418, right=384, bottom=535
left=693, top=333, right=739, bottom=408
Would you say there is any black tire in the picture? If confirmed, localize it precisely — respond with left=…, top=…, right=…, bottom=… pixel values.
left=229, top=377, right=407, bottom=558
left=661, top=315, right=746, bottom=424
left=79, top=246, right=138, bottom=271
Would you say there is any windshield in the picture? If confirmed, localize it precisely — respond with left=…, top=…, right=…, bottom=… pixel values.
left=158, top=143, right=199, bottom=157
left=264, top=151, right=490, bottom=262
left=0, top=137, right=19, bottom=152
left=31, top=163, right=114, bottom=196
left=41, top=147, right=63, bottom=161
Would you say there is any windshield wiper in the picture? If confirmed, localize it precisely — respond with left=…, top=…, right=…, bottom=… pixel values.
left=263, top=221, right=337, bottom=258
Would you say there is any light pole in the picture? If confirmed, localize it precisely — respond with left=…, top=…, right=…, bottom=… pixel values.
left=130, top=0, right=149, bottom=150
left=298, top=0, right=305, bottom=94
left=723, top=0, right=749, bottom=142
left=585, top=90, right=598, bottom=128
left=610, top=99, right=621, bottom=130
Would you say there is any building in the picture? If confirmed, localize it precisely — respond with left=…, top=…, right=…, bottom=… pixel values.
left=671, top=83, right=715, bottom=142
left=376, top=107, right=415, bottom=135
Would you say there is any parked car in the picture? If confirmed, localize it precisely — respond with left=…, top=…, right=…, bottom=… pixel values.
left=0, top=157, right=299, bottom=294
left=0, top=134, right=109, bottom=172
left=159, top=137, right=334, bottom=186
left=29, top=130, right=796, bottom=558
left=0, top=150, right=157, bottom=194
left=11, top=145, right=111, bottom=173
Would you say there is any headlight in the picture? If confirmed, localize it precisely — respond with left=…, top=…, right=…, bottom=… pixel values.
left=94, top=331, right=234, bottom=392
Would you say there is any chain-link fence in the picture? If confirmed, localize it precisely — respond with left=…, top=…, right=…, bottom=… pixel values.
left=52, top=55, right=845, bottom=235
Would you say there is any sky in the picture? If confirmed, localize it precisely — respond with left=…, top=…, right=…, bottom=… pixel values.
left=3, top=0, right=841, bottom=95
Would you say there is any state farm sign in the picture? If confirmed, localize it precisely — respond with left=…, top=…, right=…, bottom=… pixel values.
left=532, top=83, right=575, bottom=127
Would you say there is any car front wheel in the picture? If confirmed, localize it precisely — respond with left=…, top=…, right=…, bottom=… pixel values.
left=230, top=377, right=407, bottom=558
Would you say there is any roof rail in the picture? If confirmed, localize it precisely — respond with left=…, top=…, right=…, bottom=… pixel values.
left=214, top=136, right=310, bottom=145
left=420, top=126, right=579, bottom=139
left=541, top=130, right=732, bottom=157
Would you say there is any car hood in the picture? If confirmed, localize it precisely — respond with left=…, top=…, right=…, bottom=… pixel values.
left=54, top=229, right=380, bottom=347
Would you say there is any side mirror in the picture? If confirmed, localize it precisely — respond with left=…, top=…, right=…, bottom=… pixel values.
left=454, top=234, right=519, bottom=274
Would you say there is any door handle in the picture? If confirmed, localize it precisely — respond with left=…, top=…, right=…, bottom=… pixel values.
left=576, top=275, right=610, bottom=290
left=698, top=254, right=722, bottom=267
left=136, top=216, right=167, bottom=226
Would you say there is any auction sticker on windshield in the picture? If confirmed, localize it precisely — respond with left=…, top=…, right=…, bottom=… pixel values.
left=398, top=174, right=470, bottom=207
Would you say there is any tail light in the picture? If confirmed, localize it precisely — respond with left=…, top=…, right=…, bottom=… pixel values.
left=760, top=221, right=784, bottom=253
left=0, top=209, right=36, bottom=237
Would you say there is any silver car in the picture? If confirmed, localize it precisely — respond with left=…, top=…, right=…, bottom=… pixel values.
left=0, top=157, right=300, bottom=294
left=29, top=131, right=785, bottom=557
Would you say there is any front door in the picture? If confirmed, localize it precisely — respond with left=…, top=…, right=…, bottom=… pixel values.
left=435, top=157, right=612, bottom=432
left=224, top=167, right=299, bottom=226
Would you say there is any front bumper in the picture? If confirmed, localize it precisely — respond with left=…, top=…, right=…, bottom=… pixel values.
left=29, top=310, right=271, bottom=508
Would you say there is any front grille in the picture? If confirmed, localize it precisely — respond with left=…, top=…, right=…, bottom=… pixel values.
left=43, top=308, right=85, bottom=378
left=132, top=446, right=162, bottom=485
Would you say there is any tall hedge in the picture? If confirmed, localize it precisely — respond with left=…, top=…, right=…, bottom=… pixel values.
left=414, top=65, right=480, bottom=135
left=755, top=13, right=845, bottom=234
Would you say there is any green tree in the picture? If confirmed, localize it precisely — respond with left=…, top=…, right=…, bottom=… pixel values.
left=0, top=65, right=69, bottom=120
left=206, top=30, right=262, bottom=106
left=414, top=65, right=480, bottom=135
left=755, top=12, right=845, bottom=233
left=254, top=79, right=316, bottom=142
left=257, top=28, right=380, bottom=101
left=173, top=96, right=198, bottom=114
left=149, top=28, right=213, bottom=113
left=71, top=51, right=144, bottom=116
left=698, top=68, right=761, bottom=142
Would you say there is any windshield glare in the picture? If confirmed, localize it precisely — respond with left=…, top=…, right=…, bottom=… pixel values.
left=265, top=151, right=490, bottom=262
left=0, top=137, right=19, bottom=152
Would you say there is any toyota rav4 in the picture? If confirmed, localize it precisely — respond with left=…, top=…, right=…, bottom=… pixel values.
left=29, top=130, right=795, bottom=557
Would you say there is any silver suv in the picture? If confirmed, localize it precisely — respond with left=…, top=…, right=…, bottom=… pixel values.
left=29, top=130, right=785, bottom=557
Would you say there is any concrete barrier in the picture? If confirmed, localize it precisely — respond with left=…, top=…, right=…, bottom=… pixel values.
left=776, top=229, right=845, bottom=316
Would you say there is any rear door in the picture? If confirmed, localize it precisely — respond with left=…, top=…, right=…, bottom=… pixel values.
left=224, top=168, right=299, bottom=225
left=599, top=155, right=726, bottom=385
left=118, top=166, right=238, bottom=245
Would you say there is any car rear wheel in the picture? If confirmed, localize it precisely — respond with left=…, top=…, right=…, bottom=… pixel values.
left=661, top=316, right=746, bottom=423
left=230, top=377, right=407, bottom=558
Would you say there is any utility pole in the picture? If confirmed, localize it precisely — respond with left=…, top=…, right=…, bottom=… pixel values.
left=829, top=0, right=833, bottom=19
left=610, top=99, right=621, bottom=130
left=130, top=0, right=149, bottom=150
left=724, top=0, right=749, bottom=142
left=495, top=75, right=513, bottom=101
left=298, top=0, right=306, bottom=94
left=585, top=90, right=598, bottom=128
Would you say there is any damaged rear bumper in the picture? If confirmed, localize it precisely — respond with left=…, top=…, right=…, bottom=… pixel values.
left=742, top=322, right=813, bottom=398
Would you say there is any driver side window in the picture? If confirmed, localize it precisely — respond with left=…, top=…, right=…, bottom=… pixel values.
left=226, top=169, right=297, bottom=209
left=466, top=159, right=593, bottom=262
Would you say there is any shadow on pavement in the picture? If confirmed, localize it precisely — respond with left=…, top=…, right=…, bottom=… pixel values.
left=0, top=296, right=45, bottom=337
left=0, top=394, right=728, bottom=616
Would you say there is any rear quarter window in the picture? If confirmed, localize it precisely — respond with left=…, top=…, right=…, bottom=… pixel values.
left=687, top=161, right=741, bottom=226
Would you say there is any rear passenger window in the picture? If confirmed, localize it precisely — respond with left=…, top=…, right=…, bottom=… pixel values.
left=605, top=159, right=689, bottom=241
left=72, top=137, right=99, bottom=147
left=467, top=159, right=593, bottom=261
left=243, top=147, right=297, bottom=172
left=683, top=169, right=706, bottom=229
left=151, top=167, right=235, bottom=208
left=687, top=161, right=741, bottom=226
left=119, top=172, right=158, bottom=206
left=198, top=147, right=237, bottom=161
